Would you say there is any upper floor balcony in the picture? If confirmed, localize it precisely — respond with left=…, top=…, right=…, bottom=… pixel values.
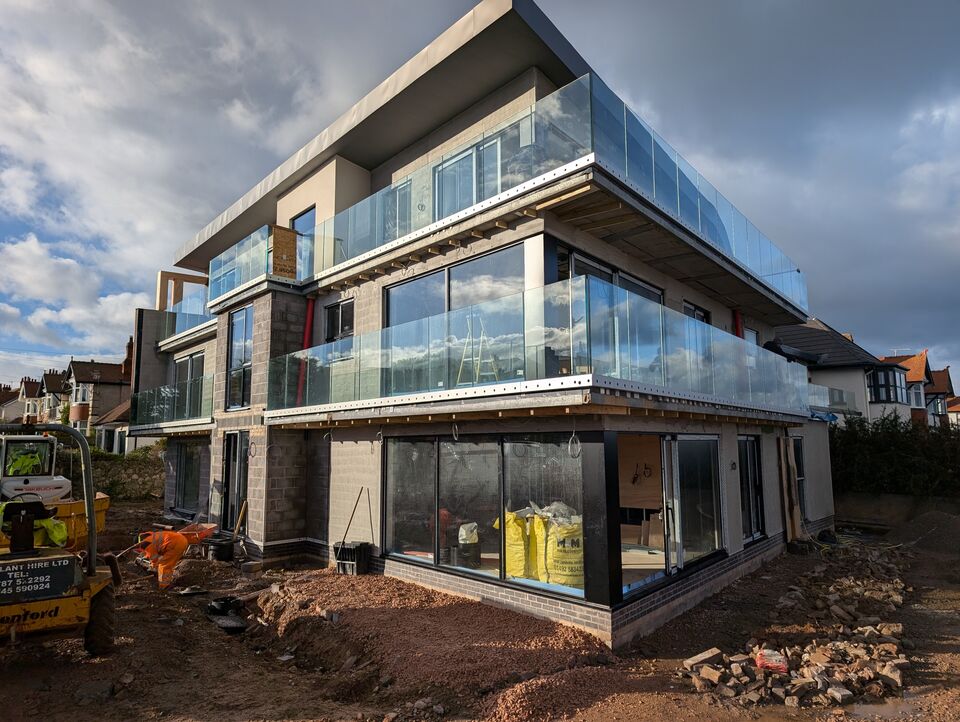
left=159, top=289, right=214, bottom=341
left=130, top=375, right=213, bottom=429
left=207, top=74, right=808, bottom=314
left=266, top=275, right=809, bottom=419
left=808, top=383, right=857, bottom=415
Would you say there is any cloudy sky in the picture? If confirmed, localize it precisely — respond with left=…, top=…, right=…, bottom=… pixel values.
left=0, top=0, right=957, bottom=387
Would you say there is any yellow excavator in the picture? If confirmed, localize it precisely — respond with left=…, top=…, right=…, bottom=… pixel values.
left=0, top=424, right=120, bottom=654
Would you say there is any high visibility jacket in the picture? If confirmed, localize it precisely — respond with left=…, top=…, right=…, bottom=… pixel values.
left=140, top=531, right=189, bottom=589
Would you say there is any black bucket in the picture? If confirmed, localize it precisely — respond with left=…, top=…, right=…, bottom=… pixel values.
left=206, top=537, right=234, bottom=561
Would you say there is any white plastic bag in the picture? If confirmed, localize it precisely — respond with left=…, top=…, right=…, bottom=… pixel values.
left=458, top=522, right=479, bottom=544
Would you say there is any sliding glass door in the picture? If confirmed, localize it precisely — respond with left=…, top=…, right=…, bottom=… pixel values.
left=662, top=437, right=722, bottom=570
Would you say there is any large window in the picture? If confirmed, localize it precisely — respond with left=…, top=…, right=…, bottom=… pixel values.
left=291, top=206, right=316, bottom=280
left=385, top=433, right=585, bottom=596
left=175, top=352, right=205, bottom=418
left=385, top=439, right=438, bottom=561
left=738, top=437, right=764, bottom=542
left=868, top=368, right=907, bottom=404
left=385, top=245, right=525, bottom=327
left=618, top=434, right=666, bottom=593
left=227, top=306, right=254, bottom=409
left=676, top=438, right=722, bottom=565
left=438, top=439, right=501, bottom=576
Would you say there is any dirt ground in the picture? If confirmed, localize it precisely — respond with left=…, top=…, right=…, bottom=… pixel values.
left=1, top=500, right=958, bottom=722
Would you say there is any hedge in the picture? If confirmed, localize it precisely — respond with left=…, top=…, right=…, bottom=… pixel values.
left=830, top=414, right=960, bottom=497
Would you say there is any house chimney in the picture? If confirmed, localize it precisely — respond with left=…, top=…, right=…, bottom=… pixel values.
left=121, top=335, right=134, bottom=381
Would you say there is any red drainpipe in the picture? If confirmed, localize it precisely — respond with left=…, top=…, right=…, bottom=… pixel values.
left=296, top=297, right=316, bottom=405
left=732, top=309, right=745, bottom=339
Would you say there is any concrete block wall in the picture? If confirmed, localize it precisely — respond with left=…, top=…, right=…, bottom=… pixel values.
left=305, top=430, right=330, bottom=544
left=327, top=427, right=382, bottom=552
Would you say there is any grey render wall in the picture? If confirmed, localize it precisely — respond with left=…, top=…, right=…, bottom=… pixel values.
left=788, top=419, right=834, bottom=525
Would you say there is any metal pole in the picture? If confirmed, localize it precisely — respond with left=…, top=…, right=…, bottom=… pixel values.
left=0, top=423, right=97, bottom=576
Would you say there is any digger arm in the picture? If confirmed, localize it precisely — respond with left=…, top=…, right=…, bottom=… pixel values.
left=0, top=423, right=96, bottom=576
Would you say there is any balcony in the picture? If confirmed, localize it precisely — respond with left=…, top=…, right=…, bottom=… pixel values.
left=809, top=383, right=857, bottom=415
left=267, top=276, right=808, bottom=417
left=159, top=287, right=214, bottom=341
left=302, top=74, right=807, bottom=313
left=130, top=375, right=214, bottom=428
left=208, top=225, right=311, bottom=303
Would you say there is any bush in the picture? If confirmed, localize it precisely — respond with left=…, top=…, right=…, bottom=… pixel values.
left=830, top=414, right=960, bottom=497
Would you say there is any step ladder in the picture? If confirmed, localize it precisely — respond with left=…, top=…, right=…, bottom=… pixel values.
left=456, top=313, right=501, bottom=386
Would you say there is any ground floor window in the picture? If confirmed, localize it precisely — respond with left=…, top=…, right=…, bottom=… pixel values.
left=618, top=434, right=666, bottom=593
left=385, top=433, right=585, bottom=596
left=675, top=438, right=722, bottom=565
left=738, top=436, right=764, bottom=542
left=222, top=431, right=249, bottom=531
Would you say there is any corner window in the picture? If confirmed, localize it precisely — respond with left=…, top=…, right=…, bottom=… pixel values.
left=868, top=368, right=907, bottom=404
left=72, top=383, right=91, bottom=403
left=227, top=306, right=254, bottom=409
left=324, top=300, right=355, bottom=343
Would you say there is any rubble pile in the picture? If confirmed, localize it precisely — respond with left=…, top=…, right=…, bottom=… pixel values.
left=679, top=543, right=913, bottom=709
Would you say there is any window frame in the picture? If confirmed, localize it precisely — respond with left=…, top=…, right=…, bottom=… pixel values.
left=737, top=436, right=765, bottom=543
left=226, top=305, right=254, bottom=410
left=324, top=299, right=355, bottom=343
left=792, top=436, right=808, bottom=522
left=383, top=242, right=525, bottom=328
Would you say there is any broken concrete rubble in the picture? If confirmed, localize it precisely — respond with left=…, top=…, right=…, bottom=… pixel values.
left=679, top=541, right=912, bottom=709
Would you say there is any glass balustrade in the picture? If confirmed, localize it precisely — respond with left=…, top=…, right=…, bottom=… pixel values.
left=159, top=286, right=214, bottom=340
left=295, top=74, right=807, bottom=312
left=208, top=226, right=271, bottom=301
left=809, top=383, right=855, bottom=413
left=268, top=277, right=808, bottom=414
left=130, top=375, right=213, bottom=426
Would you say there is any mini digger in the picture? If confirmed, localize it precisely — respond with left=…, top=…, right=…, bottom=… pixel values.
left=0, top=424, right=120, bottom=654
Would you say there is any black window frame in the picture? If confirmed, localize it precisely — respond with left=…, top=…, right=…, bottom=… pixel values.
left=867, top=367, right=907, bottom=405
left=324, top=299, right=355, bottom=343
left=737, top=436, right=765, bottom=543
left=383, top=242, right=526, bottom=328
left=792, top=437, right=807, bottom=522
left=682, top=301, right=711, bottom=325
left=226, top=305, right=254, bottom=410
left=174, top=440, right=202, bottom=513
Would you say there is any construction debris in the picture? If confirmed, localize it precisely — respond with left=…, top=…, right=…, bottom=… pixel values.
left=678, top=541, right=912, bottom=709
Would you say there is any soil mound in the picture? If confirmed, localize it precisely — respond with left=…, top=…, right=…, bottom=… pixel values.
left=886, top=511, right=960, bottom=554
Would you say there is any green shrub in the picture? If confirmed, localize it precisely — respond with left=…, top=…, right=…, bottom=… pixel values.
left=830, top=414, right=960, bottom=497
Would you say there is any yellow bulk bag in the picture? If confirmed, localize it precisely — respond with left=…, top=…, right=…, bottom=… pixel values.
left=495, top=511, right=528, bottom=579
left=526, top=514, right=548, bottom=582
left=545, top=520, right=584, bottom=588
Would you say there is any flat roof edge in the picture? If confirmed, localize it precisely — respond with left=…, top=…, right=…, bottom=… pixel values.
left=174, top=0, right=591, bottom=269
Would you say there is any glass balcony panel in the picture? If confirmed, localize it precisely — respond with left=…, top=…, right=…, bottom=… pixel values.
left=590, top=76, right=627, bottom=178
left=267, top=277, right=808, bottom=415
left=208, top=226, right=269, bottom=301
left=131, top=375, right=213, bottom=426
left=653, top=133, right=679, bottom=218
left=625, top=110, right=654, bottom=198
left=677, top=154, right=700, bottom=233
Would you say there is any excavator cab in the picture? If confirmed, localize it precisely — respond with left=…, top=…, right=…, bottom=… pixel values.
left=0, top=424, right=120, bottom=654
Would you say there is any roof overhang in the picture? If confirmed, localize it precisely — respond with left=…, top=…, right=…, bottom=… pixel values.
left=174, top=0, right=592, bottom=272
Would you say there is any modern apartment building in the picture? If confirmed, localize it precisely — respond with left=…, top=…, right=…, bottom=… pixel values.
left=129, top=0, right=836, bottom=648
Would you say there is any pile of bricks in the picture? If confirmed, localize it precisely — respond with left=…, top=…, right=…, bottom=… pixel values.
left=679, top=543, right=912, bottom=709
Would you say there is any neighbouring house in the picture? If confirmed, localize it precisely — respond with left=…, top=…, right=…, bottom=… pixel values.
left=66, top=337, right=133, bottom=435
left=877, top=350, right=952, bottom=427
left=925, top=367, right=954, bottom=427
left=37, top=368, right=70, bottom=423
left=91, top=398, right=159, bottom=455
left=948, top=396, right=960, bottom=427
left=775, top=319, right=909, bottom=422
left=127, top=0, right=834, bottom=649
left=0, top=384, right=20, bottom=422
left=18, top=377, right=41, bottom=424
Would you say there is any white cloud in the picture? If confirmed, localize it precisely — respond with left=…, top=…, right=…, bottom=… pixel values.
left=0, top=164, right=40, bottom=216
left=222, top=97, right=265, bottom=135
